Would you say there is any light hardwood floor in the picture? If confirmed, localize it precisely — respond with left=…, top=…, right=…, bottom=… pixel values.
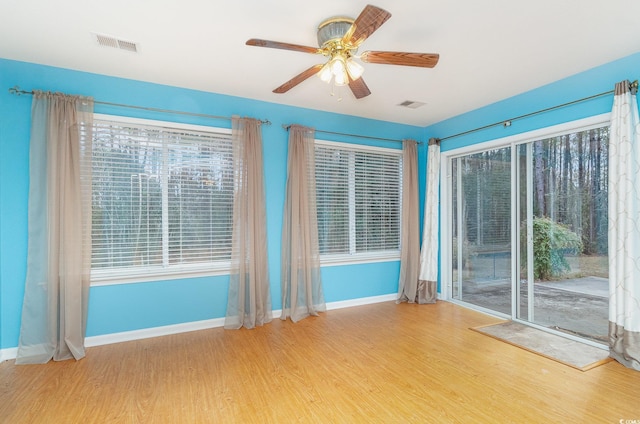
left=1, top=301, right=638, bottom=423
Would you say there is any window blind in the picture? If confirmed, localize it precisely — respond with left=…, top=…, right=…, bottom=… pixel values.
left=315, top=141, right=402, bottom=258
left=89, top=118, right=234, bottom=280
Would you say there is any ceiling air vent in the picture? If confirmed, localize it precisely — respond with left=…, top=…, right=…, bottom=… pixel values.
left=398, top=100, right=426, bottom=109
left=94, top=33, right=138, bottom=53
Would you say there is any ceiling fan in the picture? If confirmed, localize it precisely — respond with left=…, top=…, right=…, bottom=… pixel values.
left=246, top=4, right=439, bottom=99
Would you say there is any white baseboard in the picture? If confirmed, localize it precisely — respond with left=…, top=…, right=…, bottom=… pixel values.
left=326, top=293, right=397, bottom=310
left=84, top=317, right=227, bottom=348
left=0, top=293, right=399, bottom=362
left=0, top=347, right=18, bottom=363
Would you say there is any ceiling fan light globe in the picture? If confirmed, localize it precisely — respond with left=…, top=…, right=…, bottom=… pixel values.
left=346, top=59, right=364, bottom=80
left=330, top=57, right=346, bottom=75
left=319, top=62, right=333, bottom=83
left=334, top=71, right=348, bottom=86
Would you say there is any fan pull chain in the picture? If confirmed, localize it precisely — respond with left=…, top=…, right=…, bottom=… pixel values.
left=330, top=84, right=344, bottom=102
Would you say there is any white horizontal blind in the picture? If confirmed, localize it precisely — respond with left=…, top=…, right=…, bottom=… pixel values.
left=315, top=141, right=402, bottom=257
left=354, top=150, right=402, bottom=251
left=315, top=147, right=351, bottom=253
left=90, top=118, right=233, bottom=279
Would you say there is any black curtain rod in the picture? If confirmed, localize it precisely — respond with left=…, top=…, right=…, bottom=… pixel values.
left=438, top=79, right=638, bottom=142
left=281, top=124, right=420, bottom=144
left=8, top=86, right=272, bottom=126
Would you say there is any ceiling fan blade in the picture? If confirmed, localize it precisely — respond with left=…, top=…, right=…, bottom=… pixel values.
left=344, top=5, right=392, bottom=46
left=273, top=64, right=324, bottom=94
left=360, top=51, right=440, bottom=68
left=246, top=38, right=321, bottom=54
left=348, top=76, right=371, bottom=99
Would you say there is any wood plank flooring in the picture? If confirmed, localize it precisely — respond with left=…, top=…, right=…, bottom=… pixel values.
left=1, top=301, right=639, bottom=423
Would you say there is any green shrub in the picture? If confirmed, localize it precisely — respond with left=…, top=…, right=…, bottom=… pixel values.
left=524, top=217, right=583, bottom=280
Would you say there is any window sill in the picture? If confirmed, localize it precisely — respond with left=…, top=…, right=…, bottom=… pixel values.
left=90, top=263, right=231, bottom=286
left=320, top=252, right=401, bottom=267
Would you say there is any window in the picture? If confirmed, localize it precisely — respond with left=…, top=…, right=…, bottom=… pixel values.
left=89, top=115, right=233, bottom=283
left=314, top=140, right=402, bottom=264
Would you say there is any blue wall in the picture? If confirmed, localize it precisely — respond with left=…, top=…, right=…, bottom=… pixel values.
left=426, top=53, right=640, bottom=150
left=0, top=58, right=423, bottom=349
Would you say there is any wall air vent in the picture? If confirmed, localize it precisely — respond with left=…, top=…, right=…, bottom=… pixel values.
left=93, top=33, right=138, bottom=53
left=398, top=100, right=426, bottom=109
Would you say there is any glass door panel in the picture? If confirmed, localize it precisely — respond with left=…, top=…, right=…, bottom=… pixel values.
left=451, top=147, right=512, bottom=315
left=516, top=129, right=609, bottom=343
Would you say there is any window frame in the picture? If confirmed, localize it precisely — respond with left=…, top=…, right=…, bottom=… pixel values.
left=314, top=139, right=403, bottom=267
left=89, top=114, right=233, bottom=286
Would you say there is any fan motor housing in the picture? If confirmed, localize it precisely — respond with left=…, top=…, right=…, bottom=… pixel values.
left=317, top=17, right=354, bottom=48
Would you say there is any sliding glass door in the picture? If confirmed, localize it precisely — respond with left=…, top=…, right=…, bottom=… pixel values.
left=447, top=119, right=610, bottom=344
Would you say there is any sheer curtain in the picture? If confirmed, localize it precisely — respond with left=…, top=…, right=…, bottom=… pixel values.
left=224, top=117, right=272, bottom=329
left=281, top=125, right=325, bottom=322
left=417, top=138, right=440, bottom=304
left=396, top=140, right=421, bottom=303
left=608, top=80, right=640, bottom=371
left=16, top=91, right=94, bottom=364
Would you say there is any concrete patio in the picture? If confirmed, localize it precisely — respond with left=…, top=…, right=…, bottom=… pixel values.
left=457, top=276, right=608, bottom=343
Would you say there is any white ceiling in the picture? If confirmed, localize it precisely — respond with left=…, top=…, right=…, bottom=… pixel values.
left=2, top=0, right=640, bottom=127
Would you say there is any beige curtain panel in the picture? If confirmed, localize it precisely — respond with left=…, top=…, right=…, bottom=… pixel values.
left=396, top=140, right=422, bottom=303
left=16, top=91, right=94, bottom=364
left=224, top=117, right=272, bottom=329
left=281, top=125, right=326, bottom=322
